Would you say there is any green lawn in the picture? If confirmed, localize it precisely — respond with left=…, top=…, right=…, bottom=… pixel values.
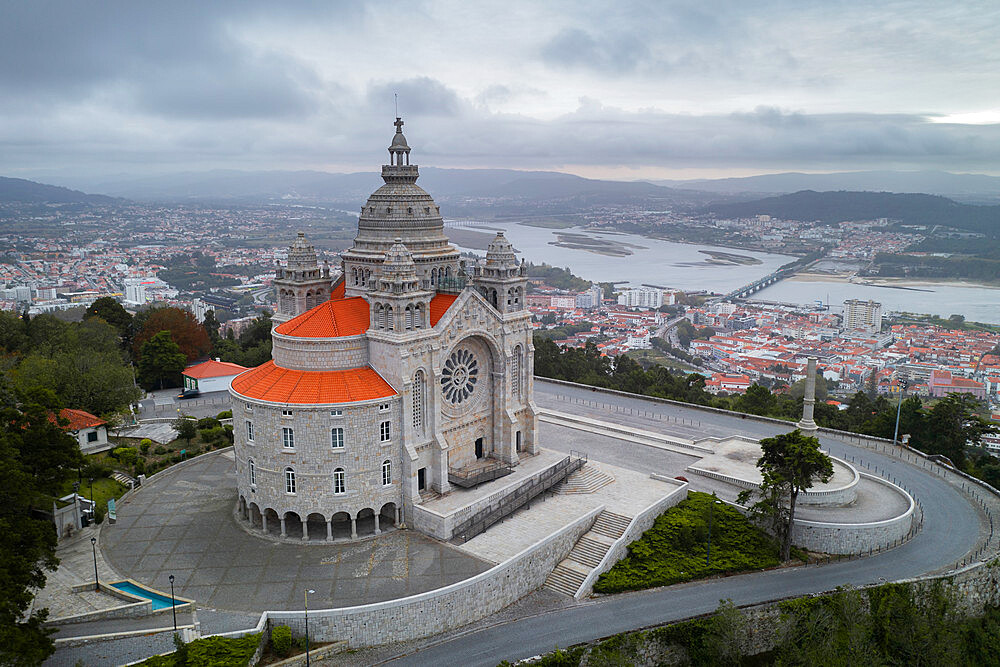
left=62, top=476, right=126, bottom=513
left=593, top=491, right=798, bottom=594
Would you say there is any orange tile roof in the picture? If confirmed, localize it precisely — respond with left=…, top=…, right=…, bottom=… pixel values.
left=183, top=359, right=248, bottom=379
left=430, top=293, right=458, bottom=326
left=231, top=361, right=397, bottom=404
left=330, top=277, right=345, bottom=300
left=58, top=408, right=105, bottom=430
left=274, top=297, right=370, bottom=338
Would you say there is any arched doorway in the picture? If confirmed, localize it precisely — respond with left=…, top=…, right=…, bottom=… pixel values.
left=380, top=502, right=398, bottom=530
left=283, top=511, right=304, bottom=539
left=356, top=508, right=376, bottom=536
left=330, top=511, right=352, bottom=540
left=306, top=513, right=326, bottom=542
left=248, top=502, right=262, bottom=529
left=263, top=508, right=281, bottom=536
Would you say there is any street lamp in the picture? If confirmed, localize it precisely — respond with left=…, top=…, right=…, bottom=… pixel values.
left=892, top=379, right=909, bottom=448
left=169, top=574, right=177, bottom=632
left=304, top=589, right=315, bottom=667
left=706, top=497, right=723, bottom=567
left=91, top=537, right=99, bottom=591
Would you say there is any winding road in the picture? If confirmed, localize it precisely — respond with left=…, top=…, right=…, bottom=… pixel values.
left=386, top=379, right=987, bottom=666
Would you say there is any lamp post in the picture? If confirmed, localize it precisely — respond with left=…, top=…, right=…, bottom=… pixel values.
left=169, top=574, right=177, bottom=632
left=706, top=498, right=723, bottom=567
left=304, top=588, right=315, bottom=666
left=90, top=537, right=99, bottom=591
left=892, top=379, right=909, bottom=448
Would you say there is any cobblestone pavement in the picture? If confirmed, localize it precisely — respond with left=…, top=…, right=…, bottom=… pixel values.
left=101, top=450, right=493, bottom=613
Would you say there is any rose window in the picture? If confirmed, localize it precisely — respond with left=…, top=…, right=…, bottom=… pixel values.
left=441, top=348, right=479, bottom=404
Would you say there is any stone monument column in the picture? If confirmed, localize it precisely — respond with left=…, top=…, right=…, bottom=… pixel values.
left=797, top=356, right=819, bottom=433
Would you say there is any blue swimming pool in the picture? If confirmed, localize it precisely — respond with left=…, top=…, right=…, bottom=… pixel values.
left=111, top=581, right=181, bottom=610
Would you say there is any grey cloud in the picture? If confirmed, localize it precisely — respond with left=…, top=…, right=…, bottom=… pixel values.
left=540, top=29, right=650, bottom=74
left=367, top=78, right=463, bottom=117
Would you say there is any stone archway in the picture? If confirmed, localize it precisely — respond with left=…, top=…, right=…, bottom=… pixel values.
left=263, top=508, right=280, bottom=536
left=306, top=513, right=326, bottom=542
left=440, top=335, right=497, bottom=470
left=380, top=502, right=398, bottom=529
left=356, top=508, right=376, bottom=536
left=248, top=502, right=262, bottom=529
left=331, top=511, right=352, bottom=540
left=283, top=511, right=304, bottom=539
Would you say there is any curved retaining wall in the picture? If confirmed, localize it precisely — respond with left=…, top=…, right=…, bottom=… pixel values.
left=791, top=473, right=914, bottom=554
left=263, top=506, right=601, bottom=647
left=799, top=458, right=860, bottom=506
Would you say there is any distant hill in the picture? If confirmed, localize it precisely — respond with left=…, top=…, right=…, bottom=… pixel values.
left=60, top=167, right=706, bottom=211
left=656, top=170, right=1000, bottom=203
left=703, top=190, right=1000, bottom=236
left=0, top=176, right=117, bottom=204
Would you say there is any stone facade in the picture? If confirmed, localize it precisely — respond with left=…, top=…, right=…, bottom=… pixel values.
left=231, top=119, right=538, bottom=542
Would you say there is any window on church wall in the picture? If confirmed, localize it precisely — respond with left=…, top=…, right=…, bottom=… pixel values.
left=379, top=420, right=391, bottom=442
left=385, top=305, right=393, bottom=330
left=405, top=306, right=414, bottom=329
left=413, top=371, right=425, bottom=434
left=282, top=427, right=294, bottom=449
left=285, top=468, right=296, bottom=494
left=512, top=346, right=522, bottom=399
left=248, top=458, right=256, bottom=486
left=382, top=460, right=392, bottom=486
left=331, top=427, right=344, bottom=449
left=333, top=468, right=345, bottom=494
left=246, top=420, right=254, bottom=442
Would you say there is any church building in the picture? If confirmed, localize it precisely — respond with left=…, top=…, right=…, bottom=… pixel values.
left=230, top=119, right=538, bottom=541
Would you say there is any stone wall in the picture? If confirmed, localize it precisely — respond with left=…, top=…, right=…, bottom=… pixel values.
left=263, top=507, right=601, bottom=647
left=271, top=334, right=369, bottom=371
left=791, top=473, right=914, bottom=554
left=577, top=478, right=689, bottom=598
left=233, top=396, right=402, bottom=525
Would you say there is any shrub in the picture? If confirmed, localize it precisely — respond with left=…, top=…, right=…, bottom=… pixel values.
left=134, top=458, right=146, bottom=475
left=94, top=505, right=105, bottom=524
left=200, top=426, right=224, bottom=444
left=83, top=462, right=111, bottom=479
left=197, top=416, right=221, bottom=430
left=154, top=445, right=167, bottom=455
left=216, top=410, right=232, bottom=420
left=271, top=625, right=292, bottom=657
left=223, top=424, right=234, bottom=443
left=139, top=438, right=153, bottom=454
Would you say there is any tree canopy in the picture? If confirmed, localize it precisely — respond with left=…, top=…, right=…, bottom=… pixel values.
left=138, top=330, right=187, bottom=390
left=133, top=307, right=210, bottom=363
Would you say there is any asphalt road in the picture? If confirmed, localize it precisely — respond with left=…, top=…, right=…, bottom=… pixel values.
left=386, top=379, right=986, bottom=666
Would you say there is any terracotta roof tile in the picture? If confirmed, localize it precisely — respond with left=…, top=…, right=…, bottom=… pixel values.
left=274, top=297, right=370, bottom=338
left=230, top=361, right=396, bottom=404
left=429, top=293, right=458, bottom=326
left=183, top=359, right=248, bottom=379
left=56, top=408, right=105, bottom=431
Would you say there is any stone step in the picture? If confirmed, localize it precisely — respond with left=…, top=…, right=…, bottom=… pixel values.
left=112, top=471, right=136, bottom=488
left=544, top=562, right=588, bottom=597
left=556, top=465, right=615, bottom=495
left=592, top=512, right=632, bottom=539
left=569, top=542, right=608, bottom=568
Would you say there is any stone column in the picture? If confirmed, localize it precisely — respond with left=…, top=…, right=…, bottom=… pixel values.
left=797, top=356, right=819, bottom=433
left=302, top=521, right=309, bottom=541
left=280, top=517, right=287, bottom=538
left=350, top=518, right=357, bottom=540
left=374, top=513, right=381, bottom=535
left=395, top=507, right=401, bottom=526
left=262, top=514, right=268, bottom=534
left=326, top=520, right=333, bottom=542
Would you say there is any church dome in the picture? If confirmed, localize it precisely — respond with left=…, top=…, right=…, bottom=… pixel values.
left=343, top=118, right=458, bottom=262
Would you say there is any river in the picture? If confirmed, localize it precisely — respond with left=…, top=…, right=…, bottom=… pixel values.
left=446, top=221, right=1000, bottom=324
left=446, top=221, right=793, bottom=293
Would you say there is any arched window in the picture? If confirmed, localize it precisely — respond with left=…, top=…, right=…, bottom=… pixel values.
left=375, top=303, right=384, bottom=329
left=382, top=460, right=392, bottom=486
left=284, top=468, right=296, bottom=494
left=431, top=268, right=437, bottom=285
left=248, top=458, right=256, bottom=486
left=412, top=370, right=425, bottom=434
left=333, top=468, right=345, bottom=495
left=384, top=305, right=393, bottom=330
left=405, top=305, right=414, bottom=329
left=414, top=303, right=424, bottom=328
left=511, top=345, right=522, bottom=399
left=305, top=290, right=313, bottom=309
left=353, top=268, right=359, bottom=285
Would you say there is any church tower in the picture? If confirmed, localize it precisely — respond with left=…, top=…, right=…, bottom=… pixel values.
left=272, top=232, right=332, bottom=324
left=341, top=117, right=461, bottom=297
left=473, top=232, right=528, bottom=314
left=368, top=239, right=435, bottom=333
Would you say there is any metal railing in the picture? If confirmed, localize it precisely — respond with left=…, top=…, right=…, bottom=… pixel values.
left=448, top=460, right=514, bottom=489
left=450, top=451, right=587, bottom=543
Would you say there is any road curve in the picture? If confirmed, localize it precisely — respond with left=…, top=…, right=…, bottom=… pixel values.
left=386, top=380, right=985, bottom=666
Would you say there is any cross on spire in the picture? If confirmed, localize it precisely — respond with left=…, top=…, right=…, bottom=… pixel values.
left=394, top=116, right=404, bottom=133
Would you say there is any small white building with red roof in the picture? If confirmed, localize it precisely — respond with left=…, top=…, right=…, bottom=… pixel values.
left=58, top=408, right=109, bottom=453
left=183, top=359, right=249, bottom=394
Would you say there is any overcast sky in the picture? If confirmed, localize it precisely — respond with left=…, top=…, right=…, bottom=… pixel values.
left=3, top=0, right=999, bottom=182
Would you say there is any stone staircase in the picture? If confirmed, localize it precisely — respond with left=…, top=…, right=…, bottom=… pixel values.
left=544, top=510, right=632, bottom=597
left=556, top=464, right=615, bottom=494
left=112, top=471, right=136, bottom=488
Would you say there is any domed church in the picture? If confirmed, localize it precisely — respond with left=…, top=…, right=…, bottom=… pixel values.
left=230, top=118, right=538, bottom=541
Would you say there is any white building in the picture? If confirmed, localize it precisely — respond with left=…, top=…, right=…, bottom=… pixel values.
left=843, top=299, right=883, bottom=334
left=183, top=359, right=249, bottom=394
left=575, top=284, right=603, bottom=310
left=124, top=278, right=149, bottom=306
left=617, top=287, right=663, bottom=309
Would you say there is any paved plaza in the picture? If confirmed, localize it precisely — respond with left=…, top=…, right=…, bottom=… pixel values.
left=101, top=450, right=492, bottom=613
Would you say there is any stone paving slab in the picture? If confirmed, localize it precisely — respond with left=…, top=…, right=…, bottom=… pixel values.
left=121, top=422, right=177, bottom=445
left=100, top=451, right=493, bottom=613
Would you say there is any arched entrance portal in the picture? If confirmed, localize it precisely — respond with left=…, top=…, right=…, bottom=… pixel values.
left=441, top=335, right=496, bottom=470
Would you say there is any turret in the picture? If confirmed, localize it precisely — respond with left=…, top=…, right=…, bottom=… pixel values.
left=473, top=231, right=527, bottom=314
